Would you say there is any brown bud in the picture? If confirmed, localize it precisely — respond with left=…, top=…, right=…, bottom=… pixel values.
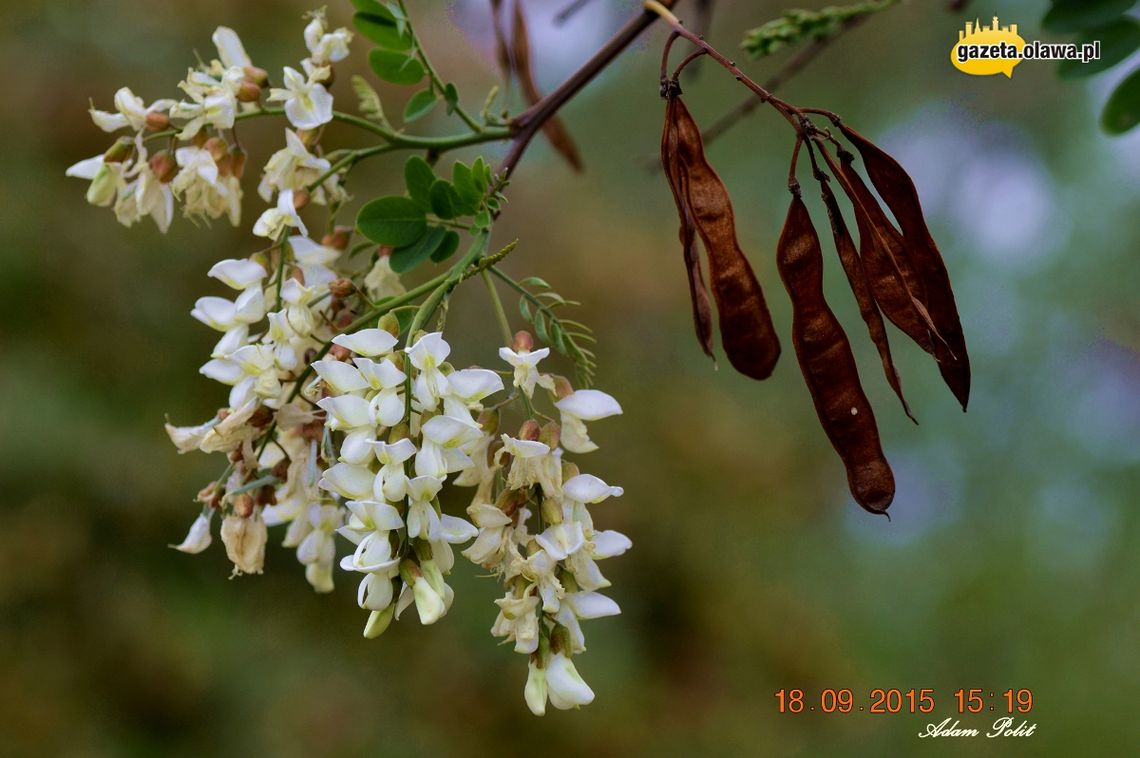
left=236, top=80, right=262, bottom=103
left=243, top=66, right=269, bottom=87
left=249, top=405, right=274, bottom=428
left=256, top=485, right=276, bottom=507
left=377, top=245, right=394, bottom=259
left=103, top=137, right=134, bottom=164
left=271, top=460, right=290, bottom=480
left=518, top=419, right=540, bottom=441
left=476, top=409, right=500, bottom=435
left=229, top=145, right=247, bottom=180
left=232, top=493, right=255, bottom=518
left=298, top=129, right=320, bottom=149
left=333, top=309, right=356, bottom=329
left=301, top=418, right=324, bottom=442
left=204, top=137, right=228, bottom=163
left=512, top=330, right=534, bottom=352
left=148, top=151, right=177, bottom=183
left=329, top=344, right=351, bottom=361
left=539, top=421, right=561, bottom=450
left=192, top=131, right=209, bottom=149
left=321, top=226, right=352, bottom=251
left=328, top=278, right=355, bottom=298
left=227, top=450, right=242, bottom=464
left=144, top=111, right=170, bottom=132
left=292, top=189, right=311, bottom=210
left=197, top=482, right=219, bottom=506
left=551, top=375, right=574, bottom=400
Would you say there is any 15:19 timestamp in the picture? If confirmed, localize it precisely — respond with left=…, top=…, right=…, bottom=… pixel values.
left=774, top=688, right=1034, bottom=715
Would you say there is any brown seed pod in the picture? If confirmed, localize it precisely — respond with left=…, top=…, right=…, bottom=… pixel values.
left=661, top=96, right=714, bottom=359
left=818, top=176, right=915, bottom=423
left=837, top=124, right=970, bottom=410
left=821, top=145, right=939, bottom=356
left=510, top=1, right=583, bottom=172
left=777, top=191, right=894, bottom=514
left=669, top=95, right=781, bottom=380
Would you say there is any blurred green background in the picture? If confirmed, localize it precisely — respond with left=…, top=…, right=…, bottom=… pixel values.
left=2, top=0, right=1137, bottom=754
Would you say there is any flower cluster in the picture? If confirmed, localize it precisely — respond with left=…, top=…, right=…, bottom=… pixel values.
left=70, top=5, right=631, bottom=716
left=66, top=11, right=350, bottom=233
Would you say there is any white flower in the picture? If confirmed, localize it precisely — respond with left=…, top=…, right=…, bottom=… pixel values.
left=319, top=462, right=375, bottom=500
left=415, top=415, right=482, bottom=479
left=290, top=236, right=341, bottom=288
left=268, top=66, right=333, bottom=130
left=169, top=511, right=213, bottom=554
left=259, top=130, right=341, bottom=204
left=296, top=504, right=342, bottom=592
left=535, top=520, right=585, bottom=561
left=405, top=476, right=444, bottom=540
left=545, top=653, right=595, bottom=710
left=170, top=70, right=239, bottom=139
left=406, top=332, right=451, bottom=410
left=89, top=87, right=175, bottom=133
left=442, top=368, right=504, bottom=424
left=208, top=259, right=268, bottom=290
left=555, top=389, right=622, bottom=454
left=363, top=256, right=406, bottom=301
left=220, top=510, right=267, bottom=576
left=332, top=328, right=397, bottom=357
left=554, top=591, right=621, bottom=654
left=369, top=438, right=416, bottom=502
left=254, top=189, right=308, bottom=238
left=118, top=159, right=174, bottom=233
left=499, top=345, right=555, bottom=398
left=461, top=503, right=513, bottom=567
left=304, top=12, right=353, bottom=66
left=525, top=661, right=548, bottom=716
left=191, top=286, right=265, bottom=332
left=491, top=590, right=541, bottom=653
left=564, top=474, right=624, bottom=504
left=171, top=146, right=242, bottom=225
left=212, top=26, right=252, bottom=70
left=411, top=573, right=446, bottom=624
left=66, top=155, right=126, bottom=207
left=500, top=436, right=559, bottom=495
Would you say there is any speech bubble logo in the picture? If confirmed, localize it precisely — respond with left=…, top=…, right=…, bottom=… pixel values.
left=951, top=17, right=1025, bottom=78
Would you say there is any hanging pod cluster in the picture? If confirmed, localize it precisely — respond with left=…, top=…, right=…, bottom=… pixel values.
left=660, top=86, right=970, bottom=516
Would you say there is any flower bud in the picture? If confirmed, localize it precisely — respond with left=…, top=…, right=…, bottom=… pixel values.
left=363, top=606, right=395, bottom=638
left=232, top=493, right=255, bottom=518
left=243, top=65, right=269, bottom=87
left=518, top=419, right=540, bottom=441
left=329, top=344, right=351, bottom=361
left=552, top=375, right=574, bottom=400
left=476, top=409, right=499, bottom=436
left=388, top=422, right=410, bottom=443
left=148, top=151, right=177, bottom=183
left=236, top=80, right=262, bottom=103
left=540, top=496, right=562, bottom=525
left=561, top=460, right=580, bottom=482
left=144, top=111, right=170, bottom=132
left=102, top=137, right=134, bottom=164
left=229, top=145, right=247, bottom=179
left=86, top=164, right=118, bottom=206
left=328, top=278, right=355, bottom=299
left=321, top=226, right=352, bottom=250
left=539, top=421, right=561, bottom=450
left=377, top=312, right=401, bottom=337
left=298, top=128, right=320, bottom=148
left=292, top=189, right=311, bottom=210
left=513, top=330, right=534, bottom=352
left=204, top=136, right=228, bottom=163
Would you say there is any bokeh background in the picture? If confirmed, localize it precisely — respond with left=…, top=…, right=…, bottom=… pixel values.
left=2, top=0, right=1137, bottom=754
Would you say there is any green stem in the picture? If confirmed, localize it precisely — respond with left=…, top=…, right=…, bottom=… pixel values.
left=482, top=270, right=514, bottom=345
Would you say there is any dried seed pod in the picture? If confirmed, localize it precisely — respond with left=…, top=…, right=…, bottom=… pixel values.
left=511, top=2, right=583, bottom=172
left=822, top=146, right=939, bottom=356
left=777, top=191, right=894, bottom=514
left=818, top=176, right=915, bottom=423
left=669, top=95, right=781, bottom=380
left=661, top=96, right=714, bottom=359
left=837, top=124, right=971, bottom=410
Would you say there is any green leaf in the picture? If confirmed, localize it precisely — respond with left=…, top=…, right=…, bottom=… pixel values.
left=357, top=196, right=427, bottom=246
left=390, top=225, right=446, bottom=273
left=404, top=89, right=439, bottom=123
left=1059, top=18, right=1140, bottom=78
left=351, top=0, right=386, bottom=13
left=1043, top=0, right=1136, bottom=34
left=519, top=276, right=551, bottom=289
left=519, top=297, right=532, bottom=322
left=351, top=75, right=389, bottom=127
left=430, top=231, right=460, bottom=262
left=452, top=162, right=482, bottom=212
left=354, top=12, right=413, bottom=51
left=404, top=157, right=436, bottom=210
left=472, top=210, right=492, bottom=231
left=443, top=83, right=460, bottom=115
left=429, top=180, right=460, bottom=219
left=368, top=49, right=424, bottom=85
left=471, top=157, right=490, bottom=193
left=1102, top=65, right=1140, bottom=134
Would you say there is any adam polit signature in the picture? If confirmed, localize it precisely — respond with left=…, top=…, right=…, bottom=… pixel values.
left=918, top=717, right=1037, bottom=739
